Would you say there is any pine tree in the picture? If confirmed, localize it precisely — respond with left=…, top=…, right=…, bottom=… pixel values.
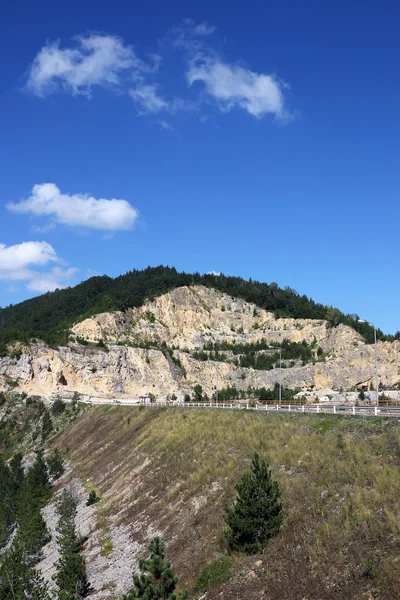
left=54, top=488, right=89, bottom=599
left=46, top=448, right=65, bottom=480
left=41, top=409, right=53, bottom=440
left=123, top=536, right=187, bottom=600
left=0, top=543, right=51, bottom=600
left=224, top=453, right=283, bottom=554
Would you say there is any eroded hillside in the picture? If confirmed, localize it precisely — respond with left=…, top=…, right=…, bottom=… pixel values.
left=1, top=286, right=399, bottom=397
left=53, top=405, right=400, bottom=599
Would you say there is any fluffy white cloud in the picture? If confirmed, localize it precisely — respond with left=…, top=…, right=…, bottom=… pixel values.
left=7, top=183, right=138, bottom=231
left=0, top=241, right=58, bottom=277
left=0, top=241, right=77, bottom=294
left=187, top=58, right=287, bottom=119
left=27, top=267, right=78, bottom=293
left=25, top=25, right=291, bottom=123
left=26, top=34, right=148, bottom=97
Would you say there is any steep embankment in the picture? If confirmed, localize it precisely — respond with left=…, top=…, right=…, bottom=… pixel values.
left=54, top=406, right=400, bottom=600
left=1, top=286, right=399, bottom=397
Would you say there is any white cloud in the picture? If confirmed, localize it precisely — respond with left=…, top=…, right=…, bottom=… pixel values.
left=187, top=58, right=287, bottom=119
left=192, top=22, right=217, bottom=36
left=0, top=241, right=78, bottom=294
left=158, top=120, right=173, bottom=130
left=0, top=241, right=58, bottom=277
left=207, top=271, right=221, bottom=276
left=7, top=183, right=138, bottom=231
left=24, top=24, right=291, bottom=123
left=129, top=84, right=190, bottom=115
left=129, top=84, right=168, bottom=113
left=27, top=266, right=78, bottom=293
left=26, top=34, right=149, bottom=97
left=170, top=19, right=216, bottom=50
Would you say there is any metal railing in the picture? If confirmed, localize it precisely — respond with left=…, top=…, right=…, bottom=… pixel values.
left=80, top=398, right=400, bottom=417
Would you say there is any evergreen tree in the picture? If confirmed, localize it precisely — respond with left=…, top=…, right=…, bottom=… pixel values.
left=54, top=488, right=89, bottom=598
left=41, top=409, right=53, bottom=439
left=24, top=450, right=50, bottom=504
left=9, top=452, right=24, bottom=491
left=0, top=460, right=15, bottom=546
left=0, top=543, right=51, bottom=600
left=46, top=448, right=65, bottom=480
left=16, top=451, right=51, bottom=559
left=193, top=385, right=203, bottom=402
left=224, top=453, right=283, bottom=554
left=123, top=536, right=188, bottom=600
left=52, top=397, right=66, bottom=416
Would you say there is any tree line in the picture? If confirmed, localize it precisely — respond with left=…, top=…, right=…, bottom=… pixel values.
left=188, top=383, right=300, bottom=403
left=193, top=339, right=315, bottom=370
left=0, top=266, right=394, bottom=353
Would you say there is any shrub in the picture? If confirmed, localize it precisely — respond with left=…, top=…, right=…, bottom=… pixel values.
left=193, top=385, right=203, bottom=402
left=223, top=452, right=283, bottom=554
left=52, top=397, right=66, bottom=416
left=86, top=490, right=100, bottom=506
left=102, top=537, right=113, bottom=558
left=71, top=391, right=80, bottom=410
left=144, top=311, right=156, bottom=323
left=195, top=555, right=232, bottom=591
left=123, top=536, right=187, bottom=600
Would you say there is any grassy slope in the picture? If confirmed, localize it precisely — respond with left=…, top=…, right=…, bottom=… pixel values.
left=55, top=407, right=400, bottom=599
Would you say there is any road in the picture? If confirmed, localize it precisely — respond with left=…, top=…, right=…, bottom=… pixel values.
left=79, top=399, right=400, bottom=418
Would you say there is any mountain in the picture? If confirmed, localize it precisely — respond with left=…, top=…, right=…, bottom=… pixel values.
left=0, top=266, right=392, bottom=351
left=1, top=285, right=399, bottom=398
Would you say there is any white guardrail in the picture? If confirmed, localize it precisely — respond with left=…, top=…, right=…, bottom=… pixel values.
left=81, top=399, right=400, bottom=418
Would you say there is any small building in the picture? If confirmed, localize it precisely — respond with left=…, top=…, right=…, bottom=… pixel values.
left=139, top=395, right=152, bottom=405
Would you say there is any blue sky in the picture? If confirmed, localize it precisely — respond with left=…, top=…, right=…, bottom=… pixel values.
left=0, top=0, right=399, bottom=333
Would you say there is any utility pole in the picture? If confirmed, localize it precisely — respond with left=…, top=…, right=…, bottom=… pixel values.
left=216, top=367, right=219, bottom=405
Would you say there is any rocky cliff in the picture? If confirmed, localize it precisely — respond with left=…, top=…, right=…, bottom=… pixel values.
left=1, top=286, right=399, bottom=398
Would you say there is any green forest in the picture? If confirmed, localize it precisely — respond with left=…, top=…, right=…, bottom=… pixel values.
left=0, top=266, right=394, bottom=355
left=193, top=339, right=316, bottom=370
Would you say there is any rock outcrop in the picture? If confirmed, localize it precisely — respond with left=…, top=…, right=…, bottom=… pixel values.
left=1, top=286, right=399, bottom=397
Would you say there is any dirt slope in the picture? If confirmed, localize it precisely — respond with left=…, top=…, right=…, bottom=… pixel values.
left=54, top=406, right=400, bottom=599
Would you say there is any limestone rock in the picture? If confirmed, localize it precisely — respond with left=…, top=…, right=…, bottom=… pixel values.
left=0, top=286, right=399, bottom=398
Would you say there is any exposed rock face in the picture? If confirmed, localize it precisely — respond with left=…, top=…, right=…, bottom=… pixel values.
left=1, top=286, right=399, bottom=397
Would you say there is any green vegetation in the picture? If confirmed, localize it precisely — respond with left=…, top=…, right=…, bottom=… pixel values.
left=55, top=406, right=400, bottom=599
left=123, top=536, right=188, bottom=600
left=223, top=452, right=283, bottom=554
left=0, top=392, right=89, bottom=598
left=54, top=488, right=90, bottom=599
left=0, top=451, right=52, bottom=598
left=102, top=537, right=113, bottom=558
left=86, top=489, right=101, bottom=506
left=211, top=383, right=299, bottom=402
left=0, top=544, right=51, bottom=600
left=46, top=448, right=65, bottom=479
left=194, top=339, right=314, bottom=370
left=52, top=396, right=67, bottom=416
left=0, top=266, right=391, bottom=350
left=194, top=555, right=232, bottom=591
